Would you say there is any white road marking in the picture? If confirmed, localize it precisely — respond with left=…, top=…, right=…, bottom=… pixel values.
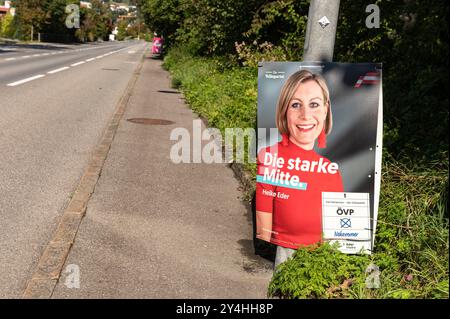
left=5, top=44, right=139, bottom=86
left=2, top=44, right=123, bottom=62
left=71, top=61, right=86, bottom=67
left=7, top=74, right=45, bottom=87
left=47, top=66, right=70, bottom=74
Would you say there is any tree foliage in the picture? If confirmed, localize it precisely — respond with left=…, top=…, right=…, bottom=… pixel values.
left=0, top=12, right=16, bottom=38
left=141, top=0, right=264, bottom=55
left=335, top=0, right=448, bottom=165
left=243, top=0, right=309, bottom=60
left=11, top=0, right=47, bottom=38
left=140, top=0, right=181, bottom=45
left=75, top=0, right=112, bottom=42
left=9, top=0, right=112, bottom=42
left=141, top=0, right=448, bottom=164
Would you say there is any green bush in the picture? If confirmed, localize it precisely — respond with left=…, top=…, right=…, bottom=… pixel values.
left=164, top=46, right=257, bottom=173
left=165, top=47, right=257, bottom=129
left=334, top=0, right=448, bottom=165
left=268, top=243, right=370, bottom=299
left=242, top=0, right=309, bottom=60
left=0, top=12, right=16, bottom=38
left=268, top=155, right=448, bottom=299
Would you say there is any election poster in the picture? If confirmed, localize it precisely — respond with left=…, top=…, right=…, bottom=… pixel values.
left=256, top=62, right=383, bottom=254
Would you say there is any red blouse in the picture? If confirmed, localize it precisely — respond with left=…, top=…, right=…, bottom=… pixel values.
left=256, top=138, right=344, bottom=249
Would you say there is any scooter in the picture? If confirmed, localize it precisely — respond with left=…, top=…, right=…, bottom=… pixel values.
left=152, top=37, right=164, bottom=56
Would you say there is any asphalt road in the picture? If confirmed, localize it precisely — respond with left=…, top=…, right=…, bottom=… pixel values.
left=0, top=40, right=148, bottom=298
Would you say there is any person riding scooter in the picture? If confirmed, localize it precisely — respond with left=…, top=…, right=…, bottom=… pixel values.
left=152, top=33, right=164, bottom=55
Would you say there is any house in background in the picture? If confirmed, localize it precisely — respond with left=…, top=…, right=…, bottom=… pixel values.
left=0, top=1, right=15, bottom=19
left=0, top=6, right=8, bottom=19
left=0, top=1, right=11, bottom=19
left=80, top=1, right=92, bottom=9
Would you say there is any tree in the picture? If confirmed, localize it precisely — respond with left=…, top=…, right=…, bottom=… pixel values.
left=243, top=0, right=309, bottom=60
left=139, top=0, right=448, bottom=163
left=175, top=0, right=265, bottom=55
left=334, top=0, right=448, bottom=163
left=0, top=12, right=16, bottom=38
left=141, top=0, right=265, bottom=55
left=40, top=0, right=79, bottom=42
left=11, top=0, right=47, bottom=39
left=141, top=0, right=181, bottom=45
left=11, top=0, right=112, bottom=42
left=116, top=19, right=128, bottom=41
left=75, top=0, right=112, bottom=42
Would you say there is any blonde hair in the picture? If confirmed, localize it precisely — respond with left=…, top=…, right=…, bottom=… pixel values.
left=275, top=70, right=332, bottom=135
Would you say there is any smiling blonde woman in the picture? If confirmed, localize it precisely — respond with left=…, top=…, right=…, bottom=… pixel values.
left=256, top=70, right=344, bottom=269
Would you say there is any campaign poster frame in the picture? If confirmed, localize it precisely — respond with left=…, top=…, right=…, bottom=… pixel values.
left=256, top=61, right=383, bottom=254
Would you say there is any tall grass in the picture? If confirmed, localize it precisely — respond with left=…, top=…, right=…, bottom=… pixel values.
left=163, top=47, right=257, bottom=173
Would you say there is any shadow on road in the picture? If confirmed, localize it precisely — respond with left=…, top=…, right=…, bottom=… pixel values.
left=147, top=54, right=164, bottom=60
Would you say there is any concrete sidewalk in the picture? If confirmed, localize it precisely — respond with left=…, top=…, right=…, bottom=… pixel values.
left=51, top=53, right=272, bottom=298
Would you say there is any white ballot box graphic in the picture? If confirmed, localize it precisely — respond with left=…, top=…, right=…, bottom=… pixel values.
left=322, top=192, right=372, bottom=254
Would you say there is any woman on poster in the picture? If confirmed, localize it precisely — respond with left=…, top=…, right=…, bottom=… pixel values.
left=256, top=70, right=344, bottom=268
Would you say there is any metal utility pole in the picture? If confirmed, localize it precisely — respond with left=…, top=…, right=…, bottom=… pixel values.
left=303, top=0, right=340, bottom=61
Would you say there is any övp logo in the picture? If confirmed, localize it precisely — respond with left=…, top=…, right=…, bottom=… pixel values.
left=336, top=207, right=354, bottom=215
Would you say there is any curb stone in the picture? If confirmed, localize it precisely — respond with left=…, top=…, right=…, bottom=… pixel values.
left=22, top=47, right=147, bottom=299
